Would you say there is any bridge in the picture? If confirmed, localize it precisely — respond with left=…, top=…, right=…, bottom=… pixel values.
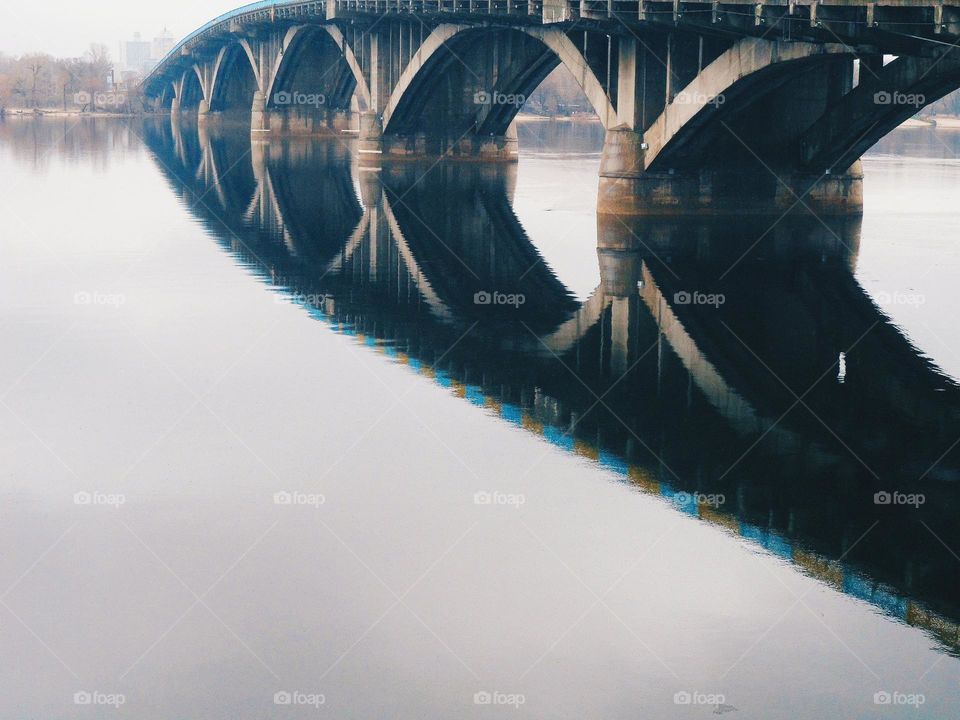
left=141, top=0, right=960, bottom=215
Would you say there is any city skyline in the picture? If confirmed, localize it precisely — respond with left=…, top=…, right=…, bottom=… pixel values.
left=0, top=1, right=240, bottom=59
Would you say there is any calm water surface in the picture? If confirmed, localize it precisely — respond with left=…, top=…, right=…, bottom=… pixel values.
left=1, top=117, right=959, bottom=719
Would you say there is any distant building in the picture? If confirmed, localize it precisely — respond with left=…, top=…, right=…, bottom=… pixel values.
left=125, top=32, right=152, bottom=73
left=152, top=28, right=175, bottom=63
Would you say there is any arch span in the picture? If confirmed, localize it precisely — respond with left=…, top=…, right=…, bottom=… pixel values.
left=175, top=66, right=206, bottom=113
left=261, top=25, right=371, bottom=134
left=370, top=24, right=615, bottom=159
left=643, top=39, right=852, bottom=172
left=207, top=42, right=259, bottom=116
left=800, top=54, right=960, bottom=172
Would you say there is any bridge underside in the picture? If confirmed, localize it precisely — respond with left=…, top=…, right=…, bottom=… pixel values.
left=142, top=0, right=960, bottom=215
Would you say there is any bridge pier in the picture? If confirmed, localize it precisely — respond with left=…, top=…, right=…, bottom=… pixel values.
left=359, top=121, right=520, bottom=164
left=598, top=129, right=864, bottom=216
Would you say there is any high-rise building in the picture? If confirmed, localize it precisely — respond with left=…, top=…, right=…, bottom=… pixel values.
left=152, top=28, right=175, bottom=63
left=124, top=32, right=152, bottom=73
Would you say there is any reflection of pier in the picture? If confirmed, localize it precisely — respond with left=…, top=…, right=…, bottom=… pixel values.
left=142, top=119, right=960, bottom=653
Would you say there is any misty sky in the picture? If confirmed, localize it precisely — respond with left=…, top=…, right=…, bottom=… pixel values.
left=0, top=1, right=244, bottom=58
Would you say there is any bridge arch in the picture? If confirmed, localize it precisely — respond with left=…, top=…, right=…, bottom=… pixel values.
left=800, top=54, right=960, bottom=172
left=266, top=25, right=371, bottom=112
left=258, top=25, right=371, bottom=134
left=175, top=65, right=206, bottom=112
left=208, top=42, right=259, bottom=116
left=378, top=24, right=616, bottom=154
left=643, top=39, right=852, bottom=172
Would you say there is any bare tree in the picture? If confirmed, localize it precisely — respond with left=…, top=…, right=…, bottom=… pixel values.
left=82, top=44, right=113, bottom=111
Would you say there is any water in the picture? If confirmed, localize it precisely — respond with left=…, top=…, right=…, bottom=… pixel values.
left=1, top=116, right=959, bottom=719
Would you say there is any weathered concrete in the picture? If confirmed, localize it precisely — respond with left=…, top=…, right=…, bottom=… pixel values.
left=144, top=0, right=960, bottom=215
left=599, top=150, right=864, bottom=216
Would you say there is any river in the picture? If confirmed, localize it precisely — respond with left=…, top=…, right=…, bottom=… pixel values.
left=1, top=115, right=958, bottom=718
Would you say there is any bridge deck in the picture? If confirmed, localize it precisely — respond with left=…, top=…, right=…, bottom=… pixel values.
left=146, top=0, right=960, bottom=90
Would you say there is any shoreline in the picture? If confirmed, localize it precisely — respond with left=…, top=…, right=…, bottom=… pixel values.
left=5, top=109, right=960, bottom=131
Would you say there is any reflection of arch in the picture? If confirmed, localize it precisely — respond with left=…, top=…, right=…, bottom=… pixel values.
left=381, top=196, right=455, bottom=323
left=537, top=288, right=610, bottom=356
left=381, top=24, right=616, bottom=134
left=640, top=262, right=769, bottom=437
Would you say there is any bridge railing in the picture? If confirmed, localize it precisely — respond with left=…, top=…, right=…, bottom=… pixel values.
left=333, top=0, right=545, bottom=13
left=144, top=0, right=640, bottom=87
left=145, top=0, right=328, bottom=87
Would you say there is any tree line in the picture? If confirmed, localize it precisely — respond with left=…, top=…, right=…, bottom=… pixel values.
left=0, top=44, right=143, bottom=114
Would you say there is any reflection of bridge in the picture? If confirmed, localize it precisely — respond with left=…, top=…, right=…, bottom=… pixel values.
left=141, top=0, right=960, bottom=213
left=142, top=119, right=960, bottom=652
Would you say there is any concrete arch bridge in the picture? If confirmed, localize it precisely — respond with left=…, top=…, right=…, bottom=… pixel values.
left=142, top=0, right=960, bottom=214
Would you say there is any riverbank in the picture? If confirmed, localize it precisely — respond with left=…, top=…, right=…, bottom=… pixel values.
left=1, top=108, right=140, bottom=118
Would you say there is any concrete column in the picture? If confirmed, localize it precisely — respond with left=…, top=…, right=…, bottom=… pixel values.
left=251, top=90, right=268, bottom=134
left=616, top=38, right=638, bottom=129
left=597, top=127, right=648, bottom=214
